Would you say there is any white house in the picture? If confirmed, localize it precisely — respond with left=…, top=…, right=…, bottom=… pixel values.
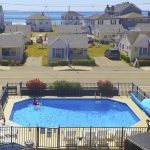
left=61, top=11, right=85, bottom=25
left=48, top=34, right=88, bottom=61
left=0, top=32, right=25, bottom=62
left=26, top=13, right=52, bottom=32
left=0, top=5, right=4, bottom=32
left=93, top=24, right=125, bottom=43
left=5, top=25, right=31, bottom=43
left=84, top=14, right=121, bottom=33
left=119, top=31, right=150, bottom=61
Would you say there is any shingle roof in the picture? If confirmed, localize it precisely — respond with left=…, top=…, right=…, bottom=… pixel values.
left=48, top=34, right=88, bottom=48
left=5, top=25, right=31, bottom=34
left=105, top=2, right=141, bottom=13
left=95, top=25, right=125, bottom=33
left=134, top=23, right=150, bottom=32
left=117, top=12, right=144, bottom=18
left=57, top=25, right=85, bottom=34
left=125, top=31, right=140, bottom=44
left=85, top=14, right=113, bottom=20
left=63, top=11, right=82, bottom=17
left=0, top=32, right=24, bottom=48
left=26, top=13, right=50, bottom=20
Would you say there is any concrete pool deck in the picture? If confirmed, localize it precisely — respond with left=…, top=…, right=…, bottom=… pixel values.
left=4, top=96, right=149, bottom=127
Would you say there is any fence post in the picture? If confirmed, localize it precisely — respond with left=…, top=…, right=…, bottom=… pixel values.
left=131, top=82, right=134, bottom=92
left=90, top=126, right=92, bottom=147
left=19, top=82, right=22, bottom=95
left=36, top=127, right=39, bottom=148
left=121, top=127, right=124, bottom=149
left=118, top=82, right=119, bottom=95
left=57, top=127, right=60, bottom=149
left=11, top=126, right=13, bottom=144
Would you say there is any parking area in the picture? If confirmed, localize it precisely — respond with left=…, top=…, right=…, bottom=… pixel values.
left=94, top=57, right=138, bottom=71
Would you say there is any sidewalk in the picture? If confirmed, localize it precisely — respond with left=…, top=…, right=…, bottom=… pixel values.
left=53, top=66, right=93, bottom=71
left=0, top=66, right=10, bottom=71
left=140, top=67, right=150, bottom=71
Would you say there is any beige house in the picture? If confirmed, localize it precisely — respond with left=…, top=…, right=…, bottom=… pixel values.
left=0, top=32, right=25, bottom=62
left=5, top=25, right=31, bottom=43
left=93, top=25, right=125, bottom=43
left=119, top=31, right=150, bottom=61
left=48, top=34, right=88, bottom=61
left=26, top=13, right=51, bottom=32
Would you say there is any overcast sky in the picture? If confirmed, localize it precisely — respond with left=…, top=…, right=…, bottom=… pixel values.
left=1, top=0, right=150, bottom=11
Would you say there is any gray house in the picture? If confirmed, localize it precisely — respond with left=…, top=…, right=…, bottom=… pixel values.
left=105, top=2, right=141, bottom=16
left=117, top=13, right=150, bottom=30
left=5, top=25, right=31, bottom=43
left=26, top=13, right=52, bottom=32
left=48, top=34, right=88, bottom=61
left=61, top=11, right=85, bottom=25
left=119, top=31, right=150, bottom=61
left=0, top=6, right=4, bottom=32
left=57, top=25, right=86, bottom=34
left=0, top=32, right=25, bottom=62
left=84, top=14, right=121, bottom=33
left=133, top=23, right=150, bottom=33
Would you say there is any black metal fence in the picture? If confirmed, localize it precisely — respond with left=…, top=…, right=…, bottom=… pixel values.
left=0, top=126, right=148, bottom=149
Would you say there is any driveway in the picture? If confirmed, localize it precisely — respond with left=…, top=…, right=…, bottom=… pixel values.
left=24, top=57, right=42, bottom=67
left=94, top=57, right=138, bottom=71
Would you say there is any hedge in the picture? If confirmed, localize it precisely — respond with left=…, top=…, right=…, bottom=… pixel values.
left=120, top=53, right=130, bottom=63
left=0, top=60, right=9, bottom=66
left=138, top=59, right=150, bottom=66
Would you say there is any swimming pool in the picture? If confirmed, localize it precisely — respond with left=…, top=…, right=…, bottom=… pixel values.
left=10, top=98, right=140, bottom=127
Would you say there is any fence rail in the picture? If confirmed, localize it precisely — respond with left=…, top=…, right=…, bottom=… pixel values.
left=0, top=126, right=148, bottom=149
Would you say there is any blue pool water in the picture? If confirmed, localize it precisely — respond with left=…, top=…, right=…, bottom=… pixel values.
left=10, top=98, right=140, bottom=127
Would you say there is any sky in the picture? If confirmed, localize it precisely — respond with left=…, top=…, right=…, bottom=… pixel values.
left=1, top=0, right=150, bottom=11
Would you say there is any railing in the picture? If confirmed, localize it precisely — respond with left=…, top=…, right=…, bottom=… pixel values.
left=0, top=126, right=148, bottom=149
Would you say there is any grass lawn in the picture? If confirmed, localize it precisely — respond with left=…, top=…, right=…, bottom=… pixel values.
left=25, top=43, right=48, bottom=66
left=88, top=44, right=113, bottom=57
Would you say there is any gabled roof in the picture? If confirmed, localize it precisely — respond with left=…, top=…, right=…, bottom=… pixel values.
left=26, top=13, right=50, bottom=20
left=117, top=12, right=144, bottom=18
left=105, top=2, right=141, bottom=13
left=48, top=34, right=88, bottom=48
left=5, top=25, right=31, bottom=34
left=95, top=25, right=125, bottom=33
left=57, top=25, right=85, bottom=34
left=62, top=11, right=82, bottom=17
left=133, top=23, right=150, bottom=32
left=85, top=14, right=113, bottom=20
left=125, top=31, right=140, bottom=44
left=0, top=32, right=24, bottom=48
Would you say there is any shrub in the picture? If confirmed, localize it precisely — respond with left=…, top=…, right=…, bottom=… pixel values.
left=120, top=51, right=130, bottom=63
left=59, top=60, right=68, bottom=66
left=1, top=60, right=9, bottom=66
left=72, top=58, right=96, bottom=66
left=138, top=59, right=150, bottom=66
left=51, top=80, right=82, bottom=96
left=26, top=78, right=47, bottom=95
left=49, top=61, right=59, bottom=66
left=97, top=80, right=114, bottom=95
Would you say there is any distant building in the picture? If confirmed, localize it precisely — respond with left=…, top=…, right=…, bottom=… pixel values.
left=105, top=2, right=141, bottom=16
left=119, top=31, right=150, bottom=61
left=93, top=25, right=125, bottom=43
left=5, top=25, right=31, bottom=43
left=61, top=11, right=85, bottom=25
left=26, top=13, right=52, bottom=32
left=132, top=23, right=150, bottom=33
left=0, top=32, right=25, bottom=62
left=117, top=13, right=150, bottom=30
left=0, top=5, right=4, bottom=32
left=48, top=34, right=88, bottom=61
left=57, top=25, right=87, bottom=34
left=84, top=14, right=121, bottom=33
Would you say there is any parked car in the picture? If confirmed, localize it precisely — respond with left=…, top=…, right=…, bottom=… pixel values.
left=124, top=132, right=150, bottom=150
left=100, top=40, right=109, bottom=44
left=36, top=35, right=43, bottom=43
left=104, top=48, right=120, bottom=60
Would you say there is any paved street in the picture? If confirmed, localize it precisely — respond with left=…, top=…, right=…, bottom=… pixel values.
left=0, top=57, right=150, bottom=94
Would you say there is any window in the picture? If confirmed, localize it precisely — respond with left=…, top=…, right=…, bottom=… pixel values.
left=111, top=20, right=116, bottom=25
left=2, top=48, right=16, bottom=56
left=55, top=48, right=62, bottom=58
left=99, top=20, right=103, bottom=25
left=143, top=48, right=147, bottom=55
left=2, top=49, right=9, bottom=56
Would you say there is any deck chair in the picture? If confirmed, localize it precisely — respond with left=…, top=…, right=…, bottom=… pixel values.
left=114, top=130, right=127, bottom=148
left=64, top=130, right=77, bottom=148
left=83, top=131, right=96, bottom=147
left=96, top=130, right=109, bottom=148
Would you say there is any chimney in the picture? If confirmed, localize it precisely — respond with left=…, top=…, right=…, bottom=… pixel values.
left=107, top=5, right=109, bottom=10
left=112, top=5, right=115, bottom=11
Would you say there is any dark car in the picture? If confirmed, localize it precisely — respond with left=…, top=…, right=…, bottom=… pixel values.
left=104, top=48, right=120, bottom=60
left=124, top=132, right=150, bottom=150
left=87, top=37, right=94, bottom=43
